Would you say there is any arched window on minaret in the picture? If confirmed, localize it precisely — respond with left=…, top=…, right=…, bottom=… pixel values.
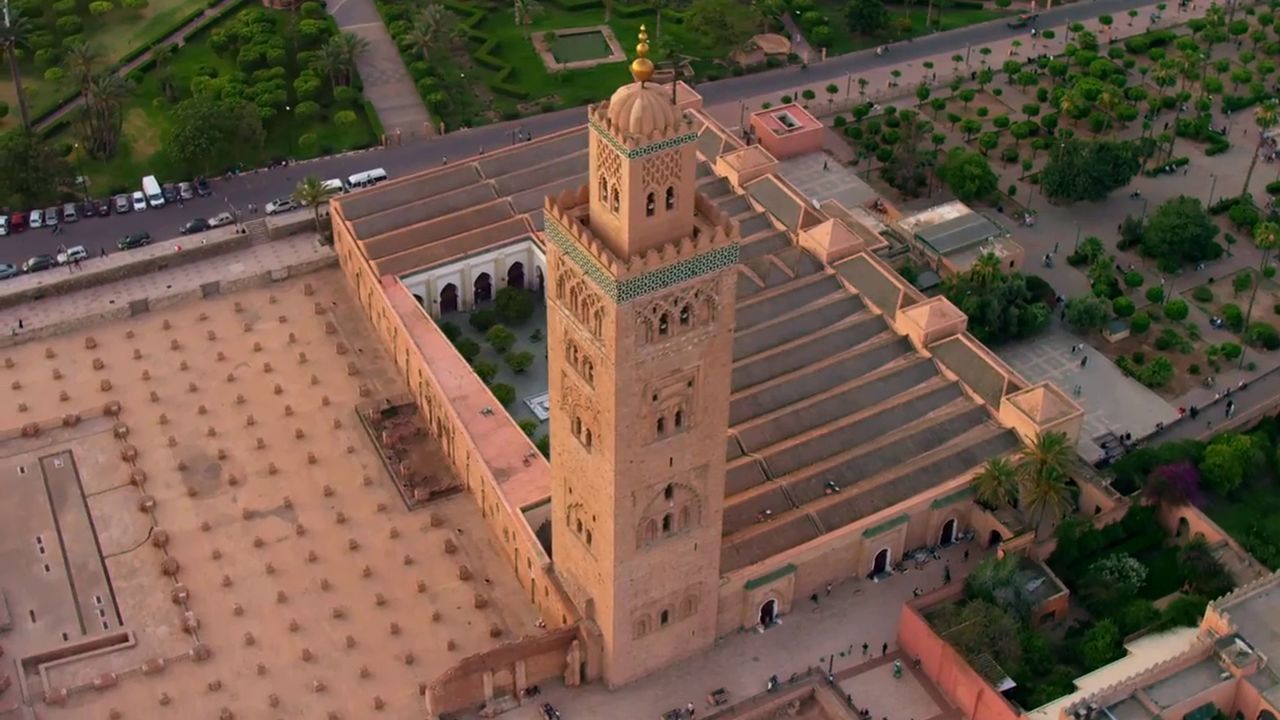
left=646, top=192, right=656, bottom=217
left=593, top=307, right=604, bottom=337
left=665, top=186, right=676, bottom=211
left=584, top=429, right=593, bottom=449
left=679, top=304, right=691, bottom=327
left=656, top=416, right=665, bottom=435
left=661, top=513, right=672, bottom=533
left=599, top=176, right=608, bottom=202
left=573, top=416, right=582, bottom=437
left=674, top=408, right=684, bottom=429
left=658, top=313, right=669, bottom=336
left=611, top=186, right=620, bottom=214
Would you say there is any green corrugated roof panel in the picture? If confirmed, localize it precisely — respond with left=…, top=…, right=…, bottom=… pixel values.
left=744, top=563, right=797, bottom=590
left=862, top=513, right=910, bottom=538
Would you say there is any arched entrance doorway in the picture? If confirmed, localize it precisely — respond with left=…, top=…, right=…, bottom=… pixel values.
left=939, top=518, right=957, bottom=546
left=535, top=266, right=545, bottom=292
left=439, top=283, right=459, bottom=314
left=988, top=530, right=1004, bottom=547
left=1258, top=711, right=1277, bottom=720
left=759, top=598, right=777, bottom=627
left=871, top=548, right=891, bottom=576
left=507, top=261, right=525, bottom=289
left=474, top=272, right=493, bottom=304
left=1176, top=516, right=1190, bottom=538
left=412, top=293, right=425, bottom=307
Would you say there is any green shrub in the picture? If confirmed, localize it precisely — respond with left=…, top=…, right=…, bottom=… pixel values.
left=535, top=434, right=550, bottom=458
left=1130, top=312, right=1152, bottom=333
left=1220, top=342, right=1243, bottom=360
left=1145, top=286, right=1164, bottom=303
left=1234, top=271, right=1254, bottom=295
left=1189, top=363, right=1201, bottom=375
left=1191, top=286, right=1213, bottom=303
left=438, top=321, right=462, bottom=341
left=454, top=337, right=481, bottom=361
left=1267, top=266, right=1277, bottom=279
left=518, top=419, right=538, bottom=437
left=1164, top=298, right=1189, bottom=320
left=471, top=359, right=499, bottom=383
left=504, top=350, right=535, bottom=373
left=1246, top=321, right=1280, bottom=350
left=485, top=324, right=517, bottom=353
left=1222, top=303, right=1245, bottom=331
left=1123, top=271, right=1143, bottom=288
left=469, top=308, right=498, bottom=332
left=1130, top=350, right=1146, bottom=364
left=1113, top=297, right=1136, bottom=317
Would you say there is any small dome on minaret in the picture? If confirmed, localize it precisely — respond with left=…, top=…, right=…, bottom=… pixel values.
left=606, top=26, right=678, bottom=137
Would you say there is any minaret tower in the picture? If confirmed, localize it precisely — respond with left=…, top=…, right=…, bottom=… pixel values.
left=542, top=28, right=741, bottom=687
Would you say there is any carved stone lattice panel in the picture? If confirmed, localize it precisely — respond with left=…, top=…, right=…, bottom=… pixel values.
left=641, top=149, right=681, bottom=192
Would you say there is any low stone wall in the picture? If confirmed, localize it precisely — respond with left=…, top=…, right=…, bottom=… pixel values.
left=0, top=254, right=335, bottom=349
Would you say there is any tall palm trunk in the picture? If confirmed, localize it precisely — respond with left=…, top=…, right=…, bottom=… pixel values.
left=7, top=48, right=29, bottom=130
left=1243, top=139, right=1263, bottom=197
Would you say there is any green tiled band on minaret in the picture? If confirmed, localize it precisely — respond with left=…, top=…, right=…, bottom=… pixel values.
left=589, top=119, right=699, bottom=160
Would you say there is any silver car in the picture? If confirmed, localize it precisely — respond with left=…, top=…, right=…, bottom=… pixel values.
left=62, top=202, right=78, bottom=223
left=178, top=182, right=195, bottom=200
left=0, top=263, right=18, bottom=280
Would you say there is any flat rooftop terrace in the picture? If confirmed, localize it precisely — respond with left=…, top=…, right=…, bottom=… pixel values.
left=0, top=269, right=539, bottom=719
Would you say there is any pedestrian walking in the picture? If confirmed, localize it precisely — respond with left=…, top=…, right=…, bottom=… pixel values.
left=963, top=549, right=970, bottom=562
left=17, top=318, right=23, bottom=329
left=1052, top=241, right=1059, bottom=254
left=825, top=583, right=833, bottom=596
left=882, top=642, right=888, bottom=656
left=686, top=701, right=696, bottom=718
left=823, top=159, right=829, bottom=171
left=811, top=593, right=819, bottom=605
left=1081, top=355, right=1089, bottom=368
left=99, top=247, right=107, bottom=258
left=862, top=642, right=869, bottom=656
left=1071, top=344, right=1078, bottom=354
left=943, top=563, right=952, bottom=584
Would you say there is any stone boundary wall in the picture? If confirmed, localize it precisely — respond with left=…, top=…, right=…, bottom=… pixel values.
left=0, top=255, right=336, bottom=350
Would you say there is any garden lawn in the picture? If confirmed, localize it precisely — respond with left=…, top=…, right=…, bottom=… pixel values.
left=0, top=0, right=211, bottom=130
left=53, top=5, right=377, bottom=196
left=810, top=3, right=1010, bottom=56
left=464, top=6, right=704, bottom=116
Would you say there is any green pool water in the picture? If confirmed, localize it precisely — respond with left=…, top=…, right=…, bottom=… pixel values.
left=551, top=30, right=612, bottom=64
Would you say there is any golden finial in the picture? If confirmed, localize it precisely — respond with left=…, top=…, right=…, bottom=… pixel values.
left=630, top=24, right=654, bottom=85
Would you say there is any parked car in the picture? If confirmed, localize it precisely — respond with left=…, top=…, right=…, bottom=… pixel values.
left=114, top=194, right=131, bottom=214
left=62, top=202, right=78, bottom=223
left=194, top=177, right=212, bottom=197
left=131, top=191, right=147, bottom=212
left=94, top=198, right=112, bottom=217
left=207, top=211, right=235, bottom=228
left=57, top=245, right=88, bottom=264
left=21, top=254, right=56, bottom=272
left=161, top=183, right=178, bottom=204
left=265, top=197, right=296, bottom=215
left=0, top=263, right=18, bottom=280
left=44, top=206, right=59, bottom=226
left=1007, top=13, right=1037, bottom=27
left=29, top=208, right=43, bottom=228
left=78, top=200, right=96, bottom=218
left=178, top=182, right=195, bottom=201
left=9, top=211, right=27, bottom=232
left=117, top=232, right=152, bottom=250
left=0, top=215, right=7, bottom=236
left=179, top=217, right=209, bottom=235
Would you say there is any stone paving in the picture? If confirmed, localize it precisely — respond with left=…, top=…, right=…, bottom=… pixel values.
left=0, top=269, right=540, bottom=719
left=999, top=324, right=1180, bottom=461
left=484, top=542, right=984, bottom=720
left=326, top=0, right=433, bottom=139
left=780, top=153, right=881, bottom=210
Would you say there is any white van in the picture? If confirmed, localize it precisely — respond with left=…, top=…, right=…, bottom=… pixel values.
left=345, top=168, right=388, bottom=190
left=321, top=178, right=346, bottom=195
left=142, top=175, right=164, bottom=208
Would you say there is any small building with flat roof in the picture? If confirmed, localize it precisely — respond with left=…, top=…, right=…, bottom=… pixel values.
left=896, top=201, right=1024, bottom=276
left=749, top=103, right=825, bottom=159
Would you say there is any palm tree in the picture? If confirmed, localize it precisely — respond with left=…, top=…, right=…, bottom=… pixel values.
left=324, top=32, right=370, bottom=87
left=968, top=252, right=1002, bottom=289
left=973, top=456, right=1019, bottom=509
left=312, top=41, right=345, bottom=90
left=0, top=6, right=32, bottom=130
left=153, top=44, right=178, bottom=102
left=1242, top=100, right=1279, bottom=198
left=82, top=72, right=130, bottom=159
left=1015, top=431, right=1076, bottom=538
left=512, top=0, right=542, bottom=37
left=1239, top=221, right=1280, bottom=370
left=65, top=41, right=100, bottom=93
left=292, top=175, right=339, bottom=235
left=408, top=4, right=461, bottom=63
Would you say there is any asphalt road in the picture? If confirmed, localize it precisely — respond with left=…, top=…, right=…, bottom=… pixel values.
left=0, top=0, right=1153, bottom=268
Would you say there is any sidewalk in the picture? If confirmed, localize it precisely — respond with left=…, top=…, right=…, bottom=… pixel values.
left=0, top=235, right=333, bottom=344
left=34, top=0, right=244, bottom=132
left=327, top=0, right=434, bottom=140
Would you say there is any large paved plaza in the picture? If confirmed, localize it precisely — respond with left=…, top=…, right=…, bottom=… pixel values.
left=0, top=269, right=540, bottom=719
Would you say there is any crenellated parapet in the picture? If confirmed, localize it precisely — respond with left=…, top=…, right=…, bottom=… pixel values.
left=588, top=106, right=698, bottom=158
left=1208, top=569, right=1280, bottom=616
left=544, top=186, right=740, bottom=304
left=1062, top=637, right=1215, bottom=718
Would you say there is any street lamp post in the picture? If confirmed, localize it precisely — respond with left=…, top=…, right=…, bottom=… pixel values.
left=1073, top=222, right=1082, bottom=252
left=1207, top=174, right=1218, bottom=206
left=1140, top=196, right=1150, bottom=221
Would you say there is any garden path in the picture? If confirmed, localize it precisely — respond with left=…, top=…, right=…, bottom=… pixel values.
left=32, top=0, right=244, bottom=133
left=327, top=0, right=434, bottom=139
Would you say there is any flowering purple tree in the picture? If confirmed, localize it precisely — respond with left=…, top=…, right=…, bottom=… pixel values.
left=1143, top=461, right=1205, bottom=508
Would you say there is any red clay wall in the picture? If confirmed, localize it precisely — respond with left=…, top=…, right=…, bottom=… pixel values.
left=896, top=586, right=1021, bottom=720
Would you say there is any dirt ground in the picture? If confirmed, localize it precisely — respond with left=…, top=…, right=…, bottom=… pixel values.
left=0, top=269, right=540, bottom=719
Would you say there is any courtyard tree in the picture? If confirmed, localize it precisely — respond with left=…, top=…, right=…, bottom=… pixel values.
left=292, top=175, right=340, bottom=234
left=936, top=147, right=997, bottom=202
left=1040, top=139, right=1141, bottom=202
left=494, top=285, right=536, bottom=324
left=1143, top=461, right=1204, bottom=508
left=845, top=0, right=888, bottom=36
left=1199, top=432, right=1263, bottom=495
left=943, top=253, right=1050, bottom=344
left=1238, top=221, right=1280, bottom=369
left=1141, top=196, right=1222, bottom=270
left=315, top=31, right=369, bottom=87
left=79, top=71, right=131, bottom=159
left=1064, top=294, right=1110, bottom=332
left=1017, top=431, right=1076, bottom=539
left=0, top=7, right=32, bottom=129
left=686, top=0, right=760, bottom=54
left=65, top=41, right=101, bottom=94
left=512, top=0, right=542, bottom=37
